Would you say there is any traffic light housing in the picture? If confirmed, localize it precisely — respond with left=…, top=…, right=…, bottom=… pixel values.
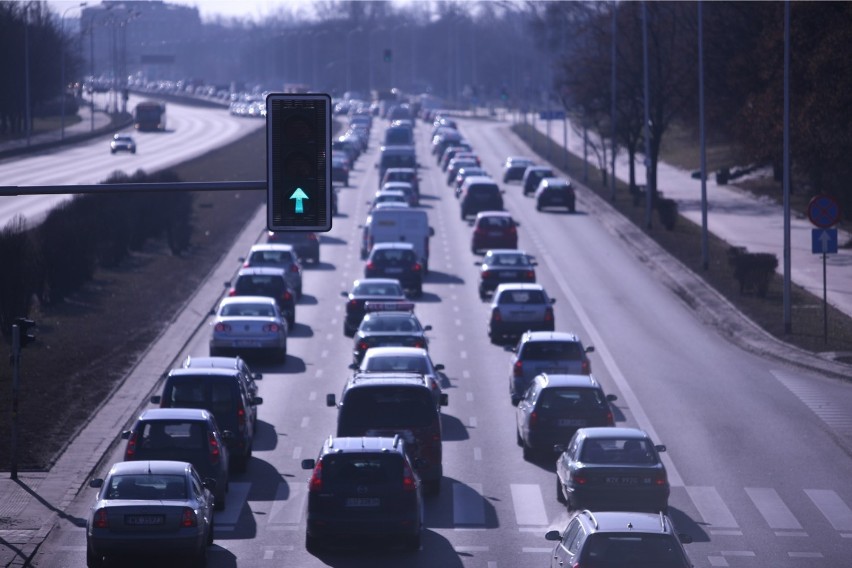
left=383, top=48, right=392, bottom=63
left=14, top=318, right=36, bottom=348
left=267, top=93, right=332, bottom=232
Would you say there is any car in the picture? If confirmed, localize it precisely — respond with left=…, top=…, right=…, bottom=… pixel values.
left=150, top=367, right=263, bottom=473
left=471, top=211, right=520, bottom=254
left=446, top=158, right=479, bottom=185
left=475, top=249, right=537, bottom=299
left=439, top=144, right=474, bottom=171
left=459, top=176, right=505, bottom=220
left=377, top=145, right=417, bottom=184
left=110, top=133, right=136, bottom=154
left=340, top=278, right=407, bottom=337
left=454, top=166, right=488, bottom=195
left=331, top=153, right=350, bottom=186
left=505, top=331, right=595, bottom=403
left=370, top=190, right=409, bottom=210
left=332, top=138, right=359, bottom=166
left=86, top=460, right=215, bottom=568
left=380, top=167, right=420, bottom=197
left=488, top=283, right=556, bottom=344
left=516, top=373, right=617, bottom=460
left=364, top=242, right=424, bottom=296
left=384, top=124, right=414, bottom=146
left=120, top=408, right=230, bottom=510
left=555, top=427, right=670, bottom=513
left=503, top=156, right=536, bottom=182
left=266, top=230, right=320, bottom=265
left=431, top=129, right=463, bottom=158
left=226, top=267, right=296, bottom=327
left=522, top=165, right=556, bottom=195
left=181, top=355, right=261, bottom=420
left=380, top=180, right=417, bottom=206
left=326, top=373, right=448, bottom=494
left=352, top=346, right=445, bottom=407
left=351, top=308, right=431, bottom=365
left=544, top=510, right=693, bottom=568
left=208, top=296, right=288, bottom=362
left=301, top=435, right=424, bottom=552
left=240, top=243, right=303, bottom=298
left=535, top=177, right=576, bottom=212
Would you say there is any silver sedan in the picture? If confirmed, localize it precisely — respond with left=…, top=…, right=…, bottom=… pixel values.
left=209, top=296, right=288, bottom=362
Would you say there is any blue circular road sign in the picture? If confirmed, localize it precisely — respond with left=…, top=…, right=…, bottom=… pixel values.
left=807, top=194, right=841, bottom=229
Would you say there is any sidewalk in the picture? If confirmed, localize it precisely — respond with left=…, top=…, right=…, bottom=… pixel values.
left=522, top=113, right=852, bottom=322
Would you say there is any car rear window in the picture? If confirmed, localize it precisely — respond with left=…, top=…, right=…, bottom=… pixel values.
left=249, top=251, right=295, bottom=265
left=479, top=216, right=513, bottom=228
left=340, top=387, right=436, bottom=430
left=364, top=356, right=429, bottom=374
left=498, top=290, right=546, bottom=305
left=321, top=454, right=403, bottom=486
left=489, top=254, right=528, bottom=266
left=361, top=316, right=420, bottom=332
left=235, top=275, right=285, bottom=295
left=537, top=388, right=606, bottom=412
left=137, top=420, right=206, bottom=451
left=166, top=378, right=235, bottom=414
left=107, top=474, right=187, bottom=500
left=381, top=154, right=416, bottom=169
left=581, top=438, right=658, bottom=464
left=220, top=302, right=275, bottom=317
left=353, top=283, right=404, bottom=296
left=385, top=129, right=413, bottom=145
left=373, top=249, right=416, bottom=263
left=580, top=533, right=688, bottom=567
left=469, top=185, right=499, bottom=196
left=521, top=341, right=583, bottom=360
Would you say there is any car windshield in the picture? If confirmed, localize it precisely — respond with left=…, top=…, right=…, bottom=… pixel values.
left=106, top=474, right=187, bottom=500
left=167, top=378, right=234, bottom=414
left=521, top=341, right=583, bottom=360
left=235, top=275, right=283, bottom=294
left=579, top=533, right=688, bottom=567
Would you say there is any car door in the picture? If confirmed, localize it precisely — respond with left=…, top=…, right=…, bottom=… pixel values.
left=552, top=518, right=583, bottom=568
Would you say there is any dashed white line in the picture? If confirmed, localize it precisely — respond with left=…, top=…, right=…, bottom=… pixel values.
left=469, top=417, right=477, bottom=427
left=466, top=392, right=474, bottom=402
left=300, top=417, right=310, bottom=428
left=321, top=349, right=328, bottom=358
left=787, top=552, right=823, bottom=558
left=721, top=551, right=755, bottom=557
left=474, top=447, right=482, bottom=460
left=460, top=351, right=467, bottom=359
left=522, top=548, right=551, bottom=553
left=457, top=334, right=465, bottom=341
left=314, top=369, right=323, bottom=378
left=326, top=333, right=333, bottom=341
left=455, top=319, right=462, bottom=326
left=463, top=370, right=470, bottom=379
left=291, top=446, right=302, bottom=459
left=308, top=391, right=316, bottom=401
left=708, top=557, right=728, bottom=567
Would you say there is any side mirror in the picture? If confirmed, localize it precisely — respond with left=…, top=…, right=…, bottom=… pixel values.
left=424, top=325, right=432, bottom=331
left=544, top=529, right=562, bottom=541
left=224, top=281, right=231, bottom=288
left=678, top=533, right=693, bottom=544
left=301, top=459, right=316, bottom=470
left=253, top=372, right=263, bottom=381
left=413, top=457, right=427, bottom=470
left=120, top=430, right=131, bottom=440
left=440, top=393, right=449, bottom=406
left=252, top=396, right=263, bottom=405
left=326, top=394, right=337, bottom=407
left=655, top=444, right=667, bottom=453
left=340, top=291, right=349, bottom=298
left=150, top=395, right=161, bottom=404
left=550, top=298, right=556, bottom=304
left=503, top=345, right=516, bottom=353
left=606, top=394, right=618, bottom=402
left=221, top=430, right=235, bottom=440
left=530, top=261, right=538, bottom=266
left=553, top=444, right=567, bottom=453
left=89, top=478, right=104, bottom=489
left=434, top=364, right=445, bottom=371
left=515, top=222, right=521, bottom=227
left=238, top=257, right=245, bottom=263
left=374, top=163, right=378, bottom=169
left=474, top=261, right=482, bottom=266
left=348, top=363, right=358, bottom=370
left=585, top=346, right=595, bottom=353
left=203, top=478, right=217, bottom=492
left=209, top=308, right=216, bottom=316
left=429, top=227, right=435, bottom=237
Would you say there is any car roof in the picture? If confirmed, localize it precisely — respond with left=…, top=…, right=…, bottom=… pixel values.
left=384, top=167, right=416, bottom=174
left=537, top=373, right=600, bottom=388
left=485, top=249, right=531, bottom=257
left=463, top=176, right=498, bottom=186
left=371, top=242, right=415, bottom=250
left=183, top=355, right=245, bottom=370
left=476, top=211, right=513, bottom=219
left=249, top=243, right=296, bottom=253
left=522, top=330, right=581, bottom=342
left=238, top=267, right=287, bottom=276
left=167, top=367, right=241, bottom=378
left=138, top=408, right=212, bottom=421
left=219, top=296, right=277, bottom=306
left=540, top=177, right=572, bottom=187
left=321, top=436, right=406, bottom=455
left=578, top=510, right=675, bottom=534
left=526, top=165, right=554, bottom=172
left=495, top=283, right=545, bottom=292
left=506, top=156, right=534, bottom=164
left=363, top=346, right=428, bottom=358
left=348, top=372, right=430, bottom=387
left=381, top=181, right=413, bottom=189
left=108, top=460, right=191, bottom=476
left=577, top=427, right=650, bottom=440
left=353, top=278, right=403, bottom=287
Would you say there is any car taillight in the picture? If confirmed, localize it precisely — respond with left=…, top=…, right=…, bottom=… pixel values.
left=582, top=360, right=591, bottom=374
left=124, top=432, right=138, bottom=460
left=307, top=233, right=318, bottom=241
left=242, top=261, right=250, bottom=267
left=347, top=299, right=358, bottom=310
left=654, top=472, right=667, bottom=486
left=544, top=308, right=554, bottom=322
left=508, top=225, right=517, bottom=234
left=308, top=460, right=323, bottom=493
left=237, top=405, right=246, bottom=430
left=208, top=432, right=220, bottom=465
left=571, top=472, right=588, bottom=486
left=491, top=308, right=502, bottom=322
left=214, top=323, right=231, bottom=332
left=402, top=462, right=417, bottom=492
left=529, top=411, right=538, bottom=427
left=358, top=341, right=369, bottom=351
left=282, top=291, right=292, bottom=301
left=482, top=270, right=492, bottom=279
left=412, top=263, right=422, bottom=272
left=366, top=262, right=375, bottom=271
left=474, top=227, right=485, bottom=235
left=263, top=323, right=280, bottom=332
left=606, top=409, right=614, bottom=425
left=290, top=264, right=300, bottom=273
left=513, top=361, right=523, bottom=377
left=227, top=288, right=236, bottom=296
left=525, top=270, right=535, bottom=279
left=413, top=339, right=425, bottom=348
left=93, top=508, right=109, bottom=529
left=181, top=508, right=197, bottom=527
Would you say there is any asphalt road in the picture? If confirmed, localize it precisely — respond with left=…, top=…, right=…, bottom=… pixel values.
left=0, top=93, right=263, bottom=229
left=29, top=112, right=852, bottom=568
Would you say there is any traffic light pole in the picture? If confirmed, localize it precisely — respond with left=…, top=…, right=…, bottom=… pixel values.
left=10, top=324, right=20, bottom=480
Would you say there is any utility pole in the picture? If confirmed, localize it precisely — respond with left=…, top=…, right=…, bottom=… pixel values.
left=642, top=1, right=653, bottom=229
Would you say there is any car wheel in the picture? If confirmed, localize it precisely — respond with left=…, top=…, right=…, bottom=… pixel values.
left=556, top=477, right=567, bottom=504
left=86, top=543, right=104, bottom=568
left=207, top=516, right=215, bottom=545
left=296, top=286, right=303, bottom=299
left=214, top=487, right=226, bottom=511
left=536, top=201, right=542, bottom=212
left=343, top=323, right=353, bottom=337
left=479, top=289, right=487, bottom=301
left=516, top=427, right=523, bottom=447
left=522, top=443, right=535, bottom=461
left=305, top=534, right=322, bottom=554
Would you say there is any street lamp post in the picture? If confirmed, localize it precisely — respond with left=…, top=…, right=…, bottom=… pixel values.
left=60, top=2, right=88, bottom=140
left=24, top=4, right=31, bottom=147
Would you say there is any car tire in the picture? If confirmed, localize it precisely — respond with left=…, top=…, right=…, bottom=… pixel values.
left=522, top=443, right=534, bottom=461
left=305, top=534, right=322, bottom=554
left=536, top=201, right=542, bottom=212
left=207, top=517, right=215, bottom=545
left=516, top=427, right=523, bottom=447
left=343, top=323, right=353, bottom=337
left=214, top=488, right=226, bottom=511
left=479, top=289, right=487, bottom=301
left=556, top=478, right=567, bottom=504
left=86, top=544, right=104, bottom=568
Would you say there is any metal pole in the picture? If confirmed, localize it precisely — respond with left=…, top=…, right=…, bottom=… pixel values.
left=699, top=1, right=709, bottom=270
left=642, top=1, right=653, bottom=229
left=783, top=0, right=792, bottom=333
left=583, top=121, right=589, bottom=183
left=10, top=325, right=21, bottom=480
left=563, top=115, right=568, bottom=172
left=823, top=252, right=828, bottom=343
left=24, top=7, right=31, bottom=147
left=90, top=23, right=95, bottom=131
left=610, top=4, right=617, bottom=201
left=60, top=4, right=88, bottom=139
left=546, top=101, right=552, bottom=163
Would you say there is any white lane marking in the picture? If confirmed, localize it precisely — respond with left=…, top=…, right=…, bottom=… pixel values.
left=805, top=489, right=852, bottom=531
left=451, top=295, right=458, bottom=300
left=460, top=351, right=467, bottom=359
left=711, top=530, right=744, bottom=536
left=55, top=546, right=86, bottom=551
left=314, top=369, right=323, bottom=378
left=455, top=319, right=462, bottom=326
left=463, top=370, right=470, bottom=379
left=300, top=417, right=310, bottom=428
left=474, top=447, right=482, bottom=461
left=267, top=483, right=306, bottom=525
left=522, top=548, right=552, bottom=553
left=331, top=317, right=338, bottom=324
left=458, top=334, right=465, bottom=341
left=292, top=446, right=302, bottom=459
left=264, top=550, right=274, bottom=560
left=721, top=551, right=755, bottom=557
left=488, top=562, right=497, bottom=568
left=308, top=391, right=316, bottom=401
left=772, top=370, right=852, bottom=437
left=708, top=557, right=729, bottom=567
left=466, top=392, right=474, bottom=402
left=321, top=349, right=328, bottom=358
left=510, top=484, right=549, bottom=527
left=455, top=546, right=489, bottom=552
left=775, top=531, right=808, bottom=537
left=745, top=487, right=802, bottom=530
left=453, top=482, right=485, bottom=526
left=334, top=305, right=341, bottom=311
left=214, top=482, right=251, bottom=525
left=788, top=552, right=823, bottom=558
left=469, top=416, right=477, bottom=428
left=539, top=244, right=684, bottom=487
left=326, top=333, right=333, bottom=341
left=453, top=306, right=459, bottom=312
left=686, top=486, right=739, bottom=529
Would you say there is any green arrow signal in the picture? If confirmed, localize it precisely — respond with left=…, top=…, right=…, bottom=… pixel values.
left=290, top=187, right=309, bottom=214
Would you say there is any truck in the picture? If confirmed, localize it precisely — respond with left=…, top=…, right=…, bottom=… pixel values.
left=133, top=101, right=166, bottom=131
left=360, top=207, right=434, bottom=272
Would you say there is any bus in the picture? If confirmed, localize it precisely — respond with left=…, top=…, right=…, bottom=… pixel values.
left=133, top=101, right=166, bottom=131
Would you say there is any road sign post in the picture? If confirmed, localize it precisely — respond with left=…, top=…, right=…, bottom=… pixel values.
left=807, top=194, right=842, bottom=344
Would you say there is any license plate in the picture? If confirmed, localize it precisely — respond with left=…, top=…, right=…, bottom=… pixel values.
left=558, top=419, right=587, bottom=427
left=499, top=271, right=518, bottom=278
left=345, top=498, right=380, bottom=507
left=125, top=515, right=164, bottom=526
left=234, top=340, right=261, bottom=347
left=606, top=477, right=640, bottom=485
left=385, top=268, right=403, bottom=274
left=489, top=231, right=503, bottom=236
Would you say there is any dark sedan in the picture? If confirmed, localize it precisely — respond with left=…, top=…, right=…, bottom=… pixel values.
left=475, top=249, right=537, bottom=299
left=340, top=278, right=407, bottom=337
left=351, top=309, right=431, bottom=364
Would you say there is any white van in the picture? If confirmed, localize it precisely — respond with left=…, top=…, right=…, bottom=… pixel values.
left=360, top=207, right=434, bottom=271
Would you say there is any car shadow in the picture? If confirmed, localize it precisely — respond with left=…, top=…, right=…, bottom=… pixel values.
left=418, top=193, right=441, bottom=201
left=522, top=449, right=559, bottom=473
left=320, top=235, right=348, bottom=245
left=440, top=413, right=470, bottom=442
left=251, top=420, right=278, bottom=452
left=423, top=475, right=500, bottom=529
left=426, top=270, right=464, bottom=285
left=667, top=503, right=711, bottom=543
left=297, top=294, right=319, bottom=306
left=537, top=209, right=586, bottom=216
left=412, top=291, right=442, bottom=303
left=309, top=529, right=464, bottom=566
left=253, top=355, right=307, bottom=374
left=309, top=261, right=336, bottom=271
left=610, top=402, right=628, bottom=423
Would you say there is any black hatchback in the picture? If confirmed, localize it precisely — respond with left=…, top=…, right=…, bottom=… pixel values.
left=365, top=243, right=424, bottom=296
left=227, top=267, right=296, bottom=327
left=301, top=436, right=423, bottom=553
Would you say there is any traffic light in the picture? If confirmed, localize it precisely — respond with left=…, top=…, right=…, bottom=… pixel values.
left=500, top=87, right=509, bottom=102
left=383, top=48, right=392, bottom=63
left=14, top=317, right=36, bottom=348
left=267, top=93, right=332, bottom=232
